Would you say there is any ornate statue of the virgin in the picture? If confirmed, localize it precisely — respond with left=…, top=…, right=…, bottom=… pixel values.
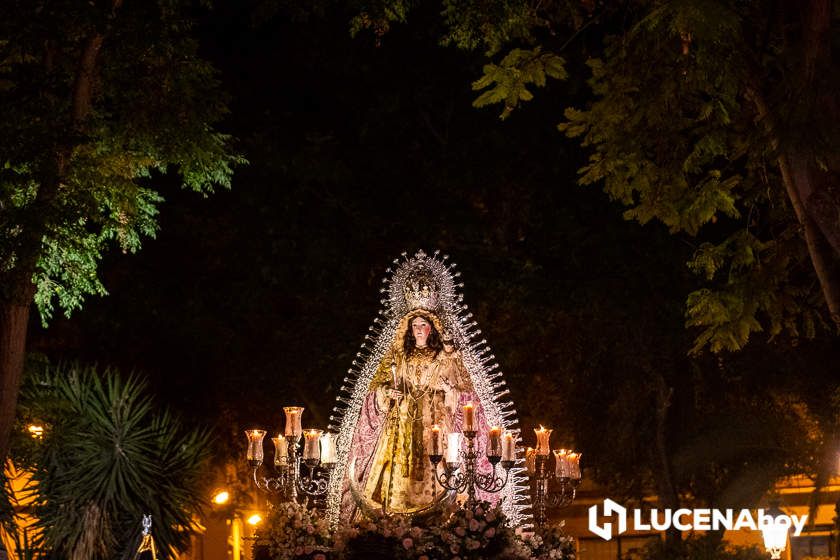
left=325, top=251, right=531, bottom=526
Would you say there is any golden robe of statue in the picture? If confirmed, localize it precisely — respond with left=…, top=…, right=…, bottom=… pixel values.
left=346, top=311, right=476, bottom=515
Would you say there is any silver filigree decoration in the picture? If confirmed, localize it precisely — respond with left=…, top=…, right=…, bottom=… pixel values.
left=325, top=250, right=533, bottom=528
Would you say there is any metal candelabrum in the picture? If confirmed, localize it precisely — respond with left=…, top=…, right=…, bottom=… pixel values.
left=531, top=454, right=580, bottom=529
left=429, top=430, right=514, bottom=507
left=248, top=434, right=333, bottom=502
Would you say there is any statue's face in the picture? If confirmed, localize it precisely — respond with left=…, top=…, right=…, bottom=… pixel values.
left=411, top=317, right=432, bottom=348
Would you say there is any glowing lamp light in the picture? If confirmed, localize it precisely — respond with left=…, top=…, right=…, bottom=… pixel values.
left=760, top=504, right=789, bottom=560
left=246, top=513, right=263, bottom=526
left=212, top=490, right=230, bottom=505
left=28, top=425, right=44, bottom=439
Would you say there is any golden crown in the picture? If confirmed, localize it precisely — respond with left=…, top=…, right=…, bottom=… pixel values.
left=402, top=264, right=439, bottom=312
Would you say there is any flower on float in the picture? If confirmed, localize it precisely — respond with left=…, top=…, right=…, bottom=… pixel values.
left=484, top=527, right=496, bottom=539
left=403, top=537, right=414, bottom=549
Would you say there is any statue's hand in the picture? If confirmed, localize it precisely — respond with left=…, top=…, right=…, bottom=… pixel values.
left=387, top=388, right=403, bottom=400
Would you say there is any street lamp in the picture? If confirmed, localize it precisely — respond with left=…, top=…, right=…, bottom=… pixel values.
left=761, top=503, right=789, bottom=560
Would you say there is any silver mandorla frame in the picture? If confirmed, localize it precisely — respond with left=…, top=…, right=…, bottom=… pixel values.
left=325, top=250, right=534, bottom=528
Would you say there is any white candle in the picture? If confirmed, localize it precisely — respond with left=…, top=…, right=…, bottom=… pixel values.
left=534, top=425, right=552, bottom=456
left=502, top=431, right=516, bottom=462
left=568, top=452, right=581, bottom=479
left=272, top=435, right=288, bottom=466
left=245, top=429, right=266, bottom=462
left=446, top=432, right=462, bottom=465
left=463, top=402, right=475, bottom=432
left=487, top=426, right=502, bottom=458
left=319, top=432, right=337, bottom=465
left=430, top=424, right=443, bottom=456
left=303, top=429, right=322, bottom=461
left=553, top=449, right=570, bottom=478
left=284, top=406, right=304, bottom=438
left=525, top=447, right=536, bottom=476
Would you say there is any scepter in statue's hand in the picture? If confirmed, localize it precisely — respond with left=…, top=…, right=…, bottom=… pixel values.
left=388, top=361, right=402, bottom=404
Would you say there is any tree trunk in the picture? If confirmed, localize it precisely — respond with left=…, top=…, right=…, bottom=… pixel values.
left=791, top=0, right=840, bottom=325
left=0, top=300, right=31, bottom=461
left=745, top=96, right=840, bottom=325
left=0, top=6, right=117, bottom=463
left=778, top=152, right=840, bottom=324
left=746, top=0, right=840, bottom=326
left=652, top=374, right=682, bottom=547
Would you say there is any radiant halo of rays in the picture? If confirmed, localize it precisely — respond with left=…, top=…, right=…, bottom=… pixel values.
left=325, top=250, right=533, bottom=528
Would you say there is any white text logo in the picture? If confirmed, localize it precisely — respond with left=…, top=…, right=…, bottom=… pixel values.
left=588, top=500, right=807, bottom=541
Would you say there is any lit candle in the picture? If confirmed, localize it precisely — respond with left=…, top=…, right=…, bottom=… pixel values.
left=487, top=426, right=502, bottom=458
left=303, top=429, right=323, bottom=461
left=446, top=432, right=462, bottom=465
left=525, top=447, right=536, bottom=476
left=284, top=406, right=304, bottom=438
left=430, top=424, right=443, bottom=456
left=553, top=449, right=570, bottom=478
left=534, top=425, right=552, bottom=456
left=245, top=429, right=266, bottom=463
left=463, top=402, right=475, bottom=432
left=272, top=435, right=288, bottom=466
left=568, top=452, right=581, bottom=480
left=319, top=432, right=337, bottom=465
left=502, top=431, right=516, bottom=462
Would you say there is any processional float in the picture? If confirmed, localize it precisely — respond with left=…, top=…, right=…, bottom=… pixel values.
left=244, top=250, right=582, bottom=529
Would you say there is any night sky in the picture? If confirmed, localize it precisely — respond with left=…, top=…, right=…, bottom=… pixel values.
left=25, top=2, right=840, bottom=474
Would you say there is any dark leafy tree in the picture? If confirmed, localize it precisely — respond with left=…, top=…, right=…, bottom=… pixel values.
left=0, top=0, right=244, bottom=461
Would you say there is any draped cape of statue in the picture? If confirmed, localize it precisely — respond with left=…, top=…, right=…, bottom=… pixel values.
left=325, top=251, right=532, bottom=527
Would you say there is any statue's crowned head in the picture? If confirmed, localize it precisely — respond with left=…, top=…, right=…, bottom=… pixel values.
left=402, top=264, right=439, bottom=313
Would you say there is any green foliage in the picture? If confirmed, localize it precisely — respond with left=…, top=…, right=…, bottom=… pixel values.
left=685, top=228, right=822, bottom=353
left=554, top=2, right=830, bottom=352
left=472, top=48, right=567, bottom=120
left=440, top=0, right=537, bottom=54
left=348, top=0, right=538, bottom=54
left=349, top=0, right=413, bottom=40
left=0, top=0, right=245, bottom=322
left=12, top=363, right=211, bottom=560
